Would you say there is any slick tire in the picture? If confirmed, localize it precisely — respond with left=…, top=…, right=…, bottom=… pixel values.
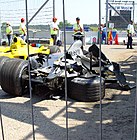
left=0, top=56, right=10, bottom=85
left=1, top=59, right=28, bottom=96
left=68, top=76, right=105, bottom=102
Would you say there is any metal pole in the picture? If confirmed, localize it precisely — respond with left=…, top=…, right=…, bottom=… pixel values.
left=62, top=0, right=68, bottom=139
left=25, top=0, right=35, bottom=139
left=0, top=105, right=5, bottom=140
left=133, top=1, right=135, bottom=22
left=53, top=0, right=55, bottom=17
left=0, top=10, right=2, bottom=45
left=133, top=66, right=137, bottom=140
left=106, top=0, right=108, bottom=44
left=28, top=0, right=50, bottom=24
left=99, top=0, right=102, bottom=140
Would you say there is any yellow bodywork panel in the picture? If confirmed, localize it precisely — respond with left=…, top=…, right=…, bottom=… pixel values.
left=0, top=44, right=50, bottom=60
left=0, top=46, right=10, bottom=52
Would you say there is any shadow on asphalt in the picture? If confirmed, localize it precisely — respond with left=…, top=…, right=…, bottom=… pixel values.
left=0, top=56, right=136, bottom=140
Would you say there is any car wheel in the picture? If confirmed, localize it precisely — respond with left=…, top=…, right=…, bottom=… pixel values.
left=68, top=76, right=105, bottom=102
left=0, top=56, right=10, bottom=85
left=1, top=59, right=28, bottom=96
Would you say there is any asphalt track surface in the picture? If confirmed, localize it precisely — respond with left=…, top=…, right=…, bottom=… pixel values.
left=0, top=44, right=137, bottom=140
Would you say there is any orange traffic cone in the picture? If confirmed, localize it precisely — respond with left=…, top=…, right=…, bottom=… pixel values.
left=115, top=34, right=119, bottom=45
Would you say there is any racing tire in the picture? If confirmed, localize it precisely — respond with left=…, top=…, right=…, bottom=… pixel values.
left=68, top=76, right=105, bottom=102
left=0, top=56, right=10, bottom=85
left=49, top=45, right=61, bottom=53
left=1, top=59, right=28, bottom=96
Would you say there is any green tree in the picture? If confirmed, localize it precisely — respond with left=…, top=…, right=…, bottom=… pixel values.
left=58, top=20, right=72, bottom=29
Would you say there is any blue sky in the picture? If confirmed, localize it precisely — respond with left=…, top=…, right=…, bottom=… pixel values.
left=0, top=0, right=136, bottom=25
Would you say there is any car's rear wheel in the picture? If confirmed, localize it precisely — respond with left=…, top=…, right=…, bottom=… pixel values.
left=68, top=76, right=105, bottom=102
left=1, top=59, right=28, bottom=96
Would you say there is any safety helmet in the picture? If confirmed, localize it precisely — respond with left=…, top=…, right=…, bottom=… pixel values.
left=21, top=18, right=25, bottom=22
left=52, top=17, right=57, bottom=21
left=76, top=17, right=80, bottom=20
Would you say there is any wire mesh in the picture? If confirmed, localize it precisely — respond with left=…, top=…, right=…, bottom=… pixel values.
left=0, top=0, right=53, bottom=26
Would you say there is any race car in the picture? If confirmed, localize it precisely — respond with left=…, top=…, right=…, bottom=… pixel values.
left=0, top=36, right=60, bottom=60
left=0, top=39, right=133, bottom=102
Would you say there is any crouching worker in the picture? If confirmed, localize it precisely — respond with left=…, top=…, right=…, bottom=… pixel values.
left=10, top=36, right=27, bottom=50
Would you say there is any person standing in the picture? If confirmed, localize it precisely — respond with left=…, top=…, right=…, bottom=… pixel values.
left=73, top=17, right=84, bottom=49
left=127, top=20, right=135, bottom=49
left=6, top=22, right=13, bottom=46
left=19, top=18, right=27, bottom=41
left=73, top=17, right=84, bottom=39
left=102, top=24, right=106, bottom=44
left=50, top=17, right=59, bottom=45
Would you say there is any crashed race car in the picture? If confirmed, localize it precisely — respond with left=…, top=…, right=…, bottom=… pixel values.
left=0, top=40, right=133, bottom=102
left=0, top=36, right=60, bottom=60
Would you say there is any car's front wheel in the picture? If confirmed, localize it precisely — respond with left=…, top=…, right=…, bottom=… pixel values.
left=68, top=76, right=105, bottom=102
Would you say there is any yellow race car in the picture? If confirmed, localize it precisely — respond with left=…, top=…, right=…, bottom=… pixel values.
left=0, top=36, right=60, bottom=60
